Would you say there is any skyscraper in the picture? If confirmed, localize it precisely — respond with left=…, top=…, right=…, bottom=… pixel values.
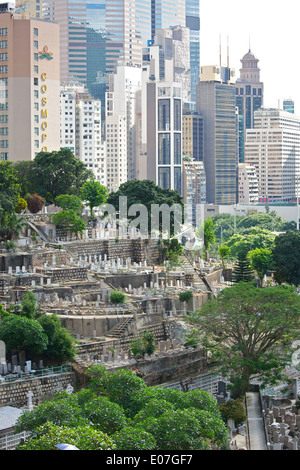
left=151, top=0, right=186, bottom=40
left=0, top=6, right=60, bottom=162
left=235, top=49, right=264, bottom=162
left=245, top=109, right=300, bottom=202
left=185, top=0, right=200, bottom=102
left=196, top=80, right=238, bottom=204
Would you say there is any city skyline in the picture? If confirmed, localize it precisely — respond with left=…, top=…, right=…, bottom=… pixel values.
left=200, top=0, right=299, bottom=113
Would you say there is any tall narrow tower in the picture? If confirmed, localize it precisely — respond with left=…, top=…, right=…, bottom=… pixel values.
left=235, top=49, right=264, bottom=162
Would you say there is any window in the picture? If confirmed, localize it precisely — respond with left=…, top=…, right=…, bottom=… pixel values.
left=0, top=53, right=8, bottom=61
left=0, top=140, right=8, bottom=148
left=0, top=115, right=8, bottom=123
left=0, top=29, right=8, bottom=37
left=34, top=40, right=38, bottom=49
left=33, top=28, right=38, bottom=37
left=0, top=65, right=8, bottom=73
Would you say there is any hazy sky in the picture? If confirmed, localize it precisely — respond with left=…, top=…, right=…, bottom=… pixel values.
left=200, top=0, right=299, bottom=114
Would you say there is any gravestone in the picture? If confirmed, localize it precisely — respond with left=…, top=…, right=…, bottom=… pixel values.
left=0, top=340, right=5, bottom=364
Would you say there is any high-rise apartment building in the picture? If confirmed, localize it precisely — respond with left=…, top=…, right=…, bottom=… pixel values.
left=238, top=163, right=258, bottom=204
left=60, top=84, right=106, bottom=186
left=245, top=109, right=300, bottom=202
left=151, top=0, right=186, bottom=40
left=196, top=80, right=238, bottom=204
left=15, top=0, right=41, bottom=17
left=182, top=159, right=206, bottom=226
left=0, top=6, right=60, bottom=162
left=235, top=49, right=264, bottom=162
left=147, top=79, right=183, bottom=194
left=182, top=112, right=203, bottom=162
left=105, top=64, right=142, bottom=192
left=153, top=26, right=191, bottom=103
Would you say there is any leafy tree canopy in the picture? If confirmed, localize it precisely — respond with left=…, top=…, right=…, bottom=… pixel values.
left=273, top=230, right=300, bottom=286
left=31, top=149, right=93, bottom=203
left=188, top=283, right=300, bottom=398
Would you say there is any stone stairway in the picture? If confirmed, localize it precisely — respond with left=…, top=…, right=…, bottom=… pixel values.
left=106, top=315, right=135, bottom=338
left=180, top=252, right=217, bottom=296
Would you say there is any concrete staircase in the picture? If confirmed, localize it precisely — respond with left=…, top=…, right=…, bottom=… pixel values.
left=106, top=315, right=135, bottom=338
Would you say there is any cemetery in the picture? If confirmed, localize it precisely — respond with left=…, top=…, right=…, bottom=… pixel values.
left=0, top=213, right=299, bottom=451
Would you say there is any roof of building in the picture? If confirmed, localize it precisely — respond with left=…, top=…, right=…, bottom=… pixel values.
left=241, top=49, right=258, bottom=62
left=0, top=406, right=24, bottom=431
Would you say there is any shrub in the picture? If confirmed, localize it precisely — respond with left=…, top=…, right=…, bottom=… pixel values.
left=109, top=290, right=126, bottom=304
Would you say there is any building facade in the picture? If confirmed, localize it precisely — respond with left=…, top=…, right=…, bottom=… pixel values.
left=238, top=163, right=258, bottom=204
left=0, top=9, right=60, bottom=162
left=196, top=80, right=238, bottom=204
left=60, top=84, right=106, bottom=186
left=245, top=108, right=300, bottom=202
left=235, top=49, right=264, bottom=162
left=185, top=0, right=200, bottom=102
left=182, top=159, right=206, bottom=225
left=147, top=80, right=183, bottom=194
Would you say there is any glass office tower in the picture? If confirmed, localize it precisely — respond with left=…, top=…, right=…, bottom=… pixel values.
left=185, top=0, right=200, bottom=102
left=151, top=0, right=186, bottom=39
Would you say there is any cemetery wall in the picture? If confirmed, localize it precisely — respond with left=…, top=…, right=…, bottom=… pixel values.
left=0, top=372, right=75, bottom=408
left=67, top=239, right=160, bottom=264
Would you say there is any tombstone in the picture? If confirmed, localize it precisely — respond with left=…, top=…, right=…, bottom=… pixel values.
left=26, top=360, right=32, bottom=372
left=8, top=266, right=12, bottom=275
left=0, top=341, right=5, bottom=364
left=65, top=384, right=74, bottom=395
left=108, top=350, right=112, bottom=362
left=26, top=391, right=34, bottom=411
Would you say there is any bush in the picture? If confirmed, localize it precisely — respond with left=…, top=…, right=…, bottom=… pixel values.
left=179, top=291, right=193, bottom=303
left=219, top=399, right=247, bottom=427
left=130, top=330, right=156, bottom=358
left=109, top=290, right=126, bottom=304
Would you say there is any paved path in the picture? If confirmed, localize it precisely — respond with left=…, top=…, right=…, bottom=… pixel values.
left=246, top=392, right=267, bottom=450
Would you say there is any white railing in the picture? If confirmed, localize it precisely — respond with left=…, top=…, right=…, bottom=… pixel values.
left=0, top=431, right=30, bottom=450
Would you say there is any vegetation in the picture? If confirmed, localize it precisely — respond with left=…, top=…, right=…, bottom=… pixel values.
left=231, top=251, right=254, bottom=284
left=0, top=292, right=77, bottom=363
left=187, top=282, right=300, bottom=398
left=272, top=230, right=300, bottom=286
left=109, top=290, right=126, bottom=305
left=80, top=179, right=108, bottom=219
left=179, top=290, right=193, bottom=304
left=15, top=367, right=228, bottom=450
left=130, top=330, right=156, bottom=358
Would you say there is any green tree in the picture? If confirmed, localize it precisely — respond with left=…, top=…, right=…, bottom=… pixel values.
left=0, top=315, right=48, bottom=357
left=37, top=314, right=77, bottom=362
left=13, top=160, right=37, bottom=198
left=107, top=179, right=184, bottom=237
left=249, top=247, right=273, bottom=286
left=179, top=290, right=193, bottom=304
left=226, top=228, right=276, bottom=258
left=0, top=160, right=21, bottom=214
left=20, top=291, right=38, bottom=319
left=112, top=427, right=156, bottom=450
left=203, top=217, right=215, bottom=260
left=188, top=282, right=300, bottom=398
left=0, top=213, right=28, bottom=242
left=218, top=245, right=231, bottom=269
left=231, top=251, right=254, bottom=284
left=130, top=330, right=156, bottom=358
left=16, top=423, right=115, bottom=451
left=219, top=399, right=247, bottom=427
left=55, top=194, right=83, bottom=214
left=31, top=149, right=93, bottom=203
left=83, top=396, right=127, bottom=435
left=80, top=179, right=108, bottom=219
left=273, top=230, right=300, bottom=286
left=138, top=408, right=227, bottom=450
left=51, top=209, right=86, bottom=237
